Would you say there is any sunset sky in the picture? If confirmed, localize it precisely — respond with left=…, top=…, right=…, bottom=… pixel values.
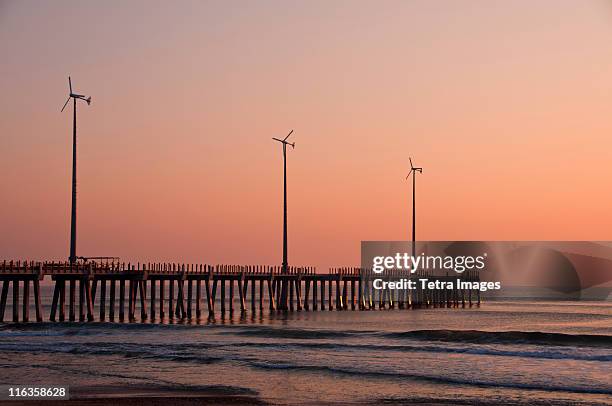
left=1, top=0, right=612, bottom=270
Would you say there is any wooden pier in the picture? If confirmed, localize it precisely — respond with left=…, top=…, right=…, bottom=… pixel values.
left=0, top=261, right=481, bottom=323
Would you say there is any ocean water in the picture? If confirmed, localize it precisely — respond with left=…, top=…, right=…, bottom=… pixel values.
left=0, top=295, right=610, bottom=405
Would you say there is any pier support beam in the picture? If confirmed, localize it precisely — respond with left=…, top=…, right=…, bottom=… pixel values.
left=0, top=281, right=9, bottom=322
left=109, top=280, right=116, bottom=321
left=33, top=279, right=43, bottom=322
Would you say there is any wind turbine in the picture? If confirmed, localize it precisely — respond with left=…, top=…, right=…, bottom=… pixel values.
left=61, top=76, right=92, bottom=264
left=272, top=130, right=295, bottom=310
left=406, top=157, right=422, bottom=259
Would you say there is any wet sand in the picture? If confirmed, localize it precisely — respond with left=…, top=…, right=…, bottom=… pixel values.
left=9, top=398, right=267, bottom=406
left=11, top=398, right=594, bottom=406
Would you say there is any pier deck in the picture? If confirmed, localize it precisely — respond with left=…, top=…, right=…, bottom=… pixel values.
left=0, top=261, right=481, bottom=323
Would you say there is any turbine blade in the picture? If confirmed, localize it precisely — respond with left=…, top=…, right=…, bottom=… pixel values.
left=283, top=129, right=294, bottom=141
left=406, top=171, right=412, bottom=180
left=272, top=137, right=283, bottom=142
left=409, top=157, right=414, bottom=169
left=60, top=96, right=70, bottom=112
left=68, top=76, right=72, bottom=94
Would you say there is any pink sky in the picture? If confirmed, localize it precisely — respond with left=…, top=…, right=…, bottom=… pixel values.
left=1, top=1, right=612, bottom=271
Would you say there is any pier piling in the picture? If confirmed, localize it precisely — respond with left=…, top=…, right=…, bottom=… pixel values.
left=0, top=261, right=481, bottom=323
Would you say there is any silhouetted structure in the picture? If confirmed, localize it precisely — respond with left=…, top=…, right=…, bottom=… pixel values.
left=406, top=157, right=423, bottom=258
left=61, top=77, right=91, bottom=264
left=272, top=130, right=295, bottom=310
left=0, top=260, right=481, bottom=323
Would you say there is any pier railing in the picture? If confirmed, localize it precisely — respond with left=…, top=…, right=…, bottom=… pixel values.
left=0, top=260, right=480, bottom=323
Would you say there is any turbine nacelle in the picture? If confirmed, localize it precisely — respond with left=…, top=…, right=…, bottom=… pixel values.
left=272, top=130, right=295, bottom=148
left=406, top=157, right=423, bottom=179
left=61, top=76, right=92, bottom=112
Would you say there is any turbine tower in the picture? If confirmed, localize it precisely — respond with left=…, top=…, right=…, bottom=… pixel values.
left=406, top=157, right=422, bottom=259
left=272, top=130, right=295, bottom=310
left=61, top=76, right=91, bottom=264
